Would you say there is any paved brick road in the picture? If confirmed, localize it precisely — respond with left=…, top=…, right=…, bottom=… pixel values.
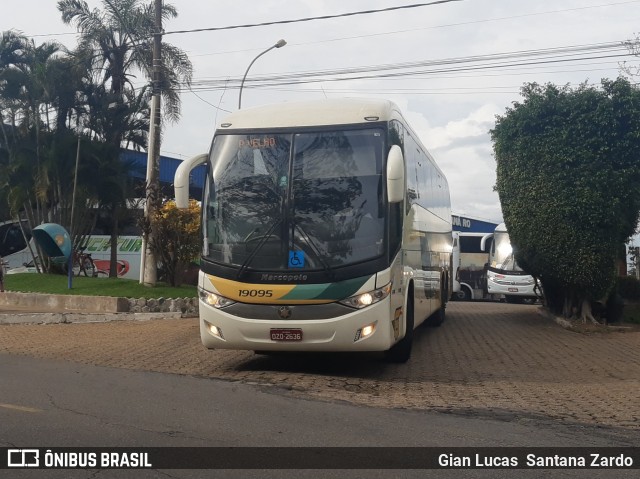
left=1, top=302, right=639, bottom=429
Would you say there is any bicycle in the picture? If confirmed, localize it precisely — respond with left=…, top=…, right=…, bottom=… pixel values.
left=71, top=247, right=96, bottom=277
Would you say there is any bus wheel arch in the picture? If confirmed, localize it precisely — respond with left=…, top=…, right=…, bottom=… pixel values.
left=385, top=282, right=414, bottom=363
left=441, top=271, right=449, bottom=307
left=456, top=284, right=472, bottom=301
left=426, top=275, right=447, bottom=327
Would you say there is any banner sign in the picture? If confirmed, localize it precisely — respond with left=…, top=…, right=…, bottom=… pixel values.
left=2, top=447, right=639, bottom=470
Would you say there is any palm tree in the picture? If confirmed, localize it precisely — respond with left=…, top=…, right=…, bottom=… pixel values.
left=1, top=34, right=58, bottom=226
left=58, top=0, right=193, bottom=280
left=0, top=30, right=30, bottom=193
left=58, top=0, right=192, bottom=124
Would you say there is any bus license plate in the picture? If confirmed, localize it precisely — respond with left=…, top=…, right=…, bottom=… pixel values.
left=508, top=288, right=519, bottom=292
left=270, top=329, right=303, bottom=342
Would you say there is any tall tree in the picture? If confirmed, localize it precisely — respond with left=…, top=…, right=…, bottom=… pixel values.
left=58, top=0, right=192, bottom=123
left=1, top=34, right=64, bottom=229
left=1, top=31, right=115, bottom=271
left=0, top=31, right=30, bottom=222
left=58, top=0, right=193, bottom=278
left=491, top=78, right=640, bottom=322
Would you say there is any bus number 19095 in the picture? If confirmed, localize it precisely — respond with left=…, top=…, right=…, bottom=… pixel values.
left=238, top=289, right=273, bottom=298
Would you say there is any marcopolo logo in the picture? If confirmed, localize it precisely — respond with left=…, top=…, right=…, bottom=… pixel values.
left=8, top=449, right=39, bottom=467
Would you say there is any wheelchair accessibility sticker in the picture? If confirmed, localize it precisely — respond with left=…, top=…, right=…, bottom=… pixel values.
left=288, top=250, right=305, bottom=268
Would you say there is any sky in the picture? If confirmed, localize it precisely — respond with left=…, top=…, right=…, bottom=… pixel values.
left=6, top=0, right=640, bottom=226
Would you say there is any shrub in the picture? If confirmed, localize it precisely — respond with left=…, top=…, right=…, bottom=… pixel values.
left=618, top=276, right=640, bottom=301
left=150, top=199, right=201, bottom=287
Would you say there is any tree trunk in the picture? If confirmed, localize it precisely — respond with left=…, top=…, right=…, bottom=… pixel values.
left=579, top=299, right=598, bottom=324
left=109, top=205, right=119, bottom=278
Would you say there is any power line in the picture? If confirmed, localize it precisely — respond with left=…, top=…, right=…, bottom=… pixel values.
left=186, top=0, right=640, bottom=57
left=183, top=41, right=633, bottom=91
left=162, top=0, right=464, bottom=36
left=23, top=0, right=640, bottom=47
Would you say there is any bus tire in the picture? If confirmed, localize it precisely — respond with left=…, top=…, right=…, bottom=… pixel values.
left=426, top=285, right=446, bottom=328
left=460, top=285, right=472, bottom=301
left=386, top=293, right=414, bottom=363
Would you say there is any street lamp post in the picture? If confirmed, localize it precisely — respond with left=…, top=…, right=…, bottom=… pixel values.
left=238, top=39, right=286, bottom=110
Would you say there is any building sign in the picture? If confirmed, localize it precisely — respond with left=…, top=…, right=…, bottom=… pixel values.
left=451, top=215, right=498, bottom=233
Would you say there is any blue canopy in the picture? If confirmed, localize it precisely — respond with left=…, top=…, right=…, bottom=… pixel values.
left=32, top=223, right=71, bottom=260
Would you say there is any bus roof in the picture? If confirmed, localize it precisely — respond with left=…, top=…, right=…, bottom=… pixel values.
left=216, top=98, right=404, bottom=130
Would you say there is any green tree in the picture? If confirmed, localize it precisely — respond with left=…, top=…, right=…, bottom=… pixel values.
left=58, top=0, right=192, bottom=124
left=58, top=0, right=193, bottom=281
left=491, top=78, right=640, bottom=322
left=0, top=31, right=126, bottom=272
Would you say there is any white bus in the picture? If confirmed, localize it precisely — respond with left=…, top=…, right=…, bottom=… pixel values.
left=0, top=219, right=141, bottom=279
left=486, top=222, right=537, bottom=303
left=0, top=219, right=33, bottom=271
left=451, top=231, right=492, bottom=301
left=175, top=99, right=453, bottom=362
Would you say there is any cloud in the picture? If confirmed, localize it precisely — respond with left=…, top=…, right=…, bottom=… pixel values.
left=419, top=103, right=500, bottom=150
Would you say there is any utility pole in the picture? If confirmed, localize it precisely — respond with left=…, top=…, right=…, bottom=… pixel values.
left=140, top=0, right=162, bottom=285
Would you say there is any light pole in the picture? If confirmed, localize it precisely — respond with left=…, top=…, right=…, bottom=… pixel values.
left=238, top=39, right=286, bottom=110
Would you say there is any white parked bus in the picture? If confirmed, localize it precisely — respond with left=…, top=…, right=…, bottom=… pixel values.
left=175, top=99, right=453, bottom=362
left=0, top=219, right=33, bottom=271
left=0, top=219, right=141, bottom=279
left=486, top=222, right=537, bottom=303
left=451, top=231, right=492, bottom=301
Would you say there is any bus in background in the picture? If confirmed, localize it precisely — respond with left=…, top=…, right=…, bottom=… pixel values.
left=451, top=231, right=492, bottom=301
left=486, top=222, right=538, bottom=303
left=175, top=98, right=453, bottom=363
left=0, top=219, right=33, bottom=271
left=1, top=218, right=141, bottom=279
left=82, top=236, right=142, bottom=279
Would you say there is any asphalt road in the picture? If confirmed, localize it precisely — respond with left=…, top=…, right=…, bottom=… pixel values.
left=1, top=353, right=638, bottom=479
left=1, top=301, right=639, bottom=478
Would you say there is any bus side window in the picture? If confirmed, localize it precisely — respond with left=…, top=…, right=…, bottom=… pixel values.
left=1, top=225, right=26, bottom=255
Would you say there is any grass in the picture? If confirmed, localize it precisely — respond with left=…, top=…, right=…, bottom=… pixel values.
left=4, top=273, right=196, bottom=299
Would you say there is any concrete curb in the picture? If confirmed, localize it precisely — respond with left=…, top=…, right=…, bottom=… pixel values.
left=0, top=291, right=128, bottom=313
left=0, top=292, right=198, bottom=325
left=0, top=311, right=190, bottom=325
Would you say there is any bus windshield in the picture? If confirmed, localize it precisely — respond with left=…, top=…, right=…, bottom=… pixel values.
left=203, top=128, right=385, bottom=274
left=492, top=231, right=524, bottom=272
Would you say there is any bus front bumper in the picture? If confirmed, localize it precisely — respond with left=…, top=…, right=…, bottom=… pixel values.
left=198, top=297, right=397, bottom=352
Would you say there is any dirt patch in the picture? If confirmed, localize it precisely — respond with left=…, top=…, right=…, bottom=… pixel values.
left=564, top=321, right=640, bottom=334
left=537, top=306, right=640, bottom=334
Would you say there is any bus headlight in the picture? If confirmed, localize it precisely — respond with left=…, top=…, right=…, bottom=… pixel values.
left=339, top=283, right=391, bottom=309
left=199, top=288, right=235, bottom=308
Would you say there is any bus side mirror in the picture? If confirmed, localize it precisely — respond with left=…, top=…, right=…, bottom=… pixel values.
left=175, top=153, right=208, bottom=208
left=386, top=145, right=404, bottom=203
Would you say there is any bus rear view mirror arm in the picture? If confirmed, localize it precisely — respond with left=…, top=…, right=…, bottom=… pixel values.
left=386, top=145, right=404, bottom=203
left=175, top=153, right=208, bottom=208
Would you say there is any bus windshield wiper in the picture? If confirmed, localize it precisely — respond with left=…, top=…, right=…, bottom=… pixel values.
left=236, top=219, right=281, bottom=280
left=293, top=223, right=333, bottom=279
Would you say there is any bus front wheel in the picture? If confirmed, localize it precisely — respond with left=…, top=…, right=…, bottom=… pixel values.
left=386, top=295, right=414, bottom=363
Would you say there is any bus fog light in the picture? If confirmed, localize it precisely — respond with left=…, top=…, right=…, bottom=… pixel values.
left=208, top=323, right=225, bottom=340
left=355, top=322, right=377, bottom=341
